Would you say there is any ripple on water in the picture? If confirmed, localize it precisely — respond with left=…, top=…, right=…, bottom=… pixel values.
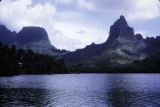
left=0, top=88, right=109, bottom=107
left=1, top=74, right=160, bottom=107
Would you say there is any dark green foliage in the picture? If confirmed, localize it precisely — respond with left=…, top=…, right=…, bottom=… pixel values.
left=0, top=43, right=66, bottom=76
left=0, top=42, right=160, bottom=75
left=130, top=54, right=160, bottom=73
left=67, top=53, right=160, bottom=73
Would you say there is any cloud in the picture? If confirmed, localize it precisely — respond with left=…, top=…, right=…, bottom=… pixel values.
left=127, top=0, right=160, bottom=21
left=53, top=31, right=83, bottom=51
left=0, top=0, right=159, bottom=51
left=74, top=0, right=160, bottom=21
left=0, top=0, right=56, bottom=31
left=77, top=30, right=85, bottom=34
left=54, top=10, right=108, bottom=47
left=54, top=19, right=107, bottom=47
left=54, top=0, right=74, bottom=4
left=75, top=0, right=96, bottom=11
left=0, top=0, right=84, bottom=51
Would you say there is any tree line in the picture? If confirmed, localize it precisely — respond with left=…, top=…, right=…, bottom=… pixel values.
left=0, top=43, right=67, bottom=76
left=0, top=42, right=160, bottom=76
left=67, top=54, right=160, bottom=73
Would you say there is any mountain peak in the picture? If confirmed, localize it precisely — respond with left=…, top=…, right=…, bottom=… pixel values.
left=0, top=25, right=11, bottom=33
left=120, top=15, right=125, bottom=18
left=0, top=24, right=17, bottom=45
left=18, top=26, right=50, bottom=46
left=106, top=15, right=134, bottom=44
left=119, top=15, right=128, bottom=25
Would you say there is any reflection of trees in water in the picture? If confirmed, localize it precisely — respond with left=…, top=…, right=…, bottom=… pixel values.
left=107, top=75, right=133, bottom=107
left=0, top=88, right=54, bottom=106
left=107, top=86, right=160, bottom=107
left=108, top=87, right=134, bottom=107
left=107, top=75, right=160, bottom=107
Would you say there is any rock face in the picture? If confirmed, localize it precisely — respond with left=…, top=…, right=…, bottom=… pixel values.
left=0, top=15, right=160, bottom=66
left=0, top=25, right=68, bottom=56
left=0, top=25, right=17, bottom=45
left=64, top=15, right=148, bottom=66
left=102, top=15, right=147, bottom=64
left=17, top=27, right=69, bottom=56
left=17, top=27, right=50, bottom=46
left=144, top=36, right=160, bottom=55
left=107, top=15, right=134, bottom=44
left=17, top=27, right=56, bottom=56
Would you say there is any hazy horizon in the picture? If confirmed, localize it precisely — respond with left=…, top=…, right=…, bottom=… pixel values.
left=0, top=0, right=160, bottom=51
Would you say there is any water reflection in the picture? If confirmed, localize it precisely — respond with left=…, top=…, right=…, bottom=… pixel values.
left=0, top=88, right=47, bottom=106
left=108, top=87, right=160, bottom=107
left=108, top=75, right=134, bottom=107
left=0, top=74, right=160, bottom=107
left=0, top=88, right=108, bottom=107
left=108, top=87, right=133, bottom=107
left=107, top=74, right=160, bottom=107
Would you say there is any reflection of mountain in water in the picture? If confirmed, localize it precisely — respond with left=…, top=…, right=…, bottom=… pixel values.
left=1, top=88, right=160, bottom=107
left=0, top=88, right=108, bottom=107
left=0, top=74, right=160, bottom=106
left=108, top=87, right=160, bottom=107
left=108, top=75, right=160, bottom=107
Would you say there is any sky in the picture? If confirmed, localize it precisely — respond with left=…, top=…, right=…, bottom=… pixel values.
left=0, top=0, right=160, bottom=51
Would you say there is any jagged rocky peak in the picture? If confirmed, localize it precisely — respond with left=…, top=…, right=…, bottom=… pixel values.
left=0, top=24, right=68, bottom=56
left=0, top=25, right=7, bottom=30
left=16, top=26, right=68, bottom=56
left=135, top=34, right=143, bottom=40
left=18, top=26, right=50, bottom=46
left=107, top=15, right=135, bottom=43
left=0, top=25, right=17, bottom=35
left=0, top=25, right=12, bottom=35
left=145, top=36, right=160, bottom=46
left=118, top=15, right=128, bottom=26
left=0, top=25, right=17, bottom=45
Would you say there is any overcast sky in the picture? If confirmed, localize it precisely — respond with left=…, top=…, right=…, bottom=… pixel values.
left=0, top=0, right=160, bottom=51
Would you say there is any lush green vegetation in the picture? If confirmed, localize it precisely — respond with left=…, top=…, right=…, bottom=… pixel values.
left=130, top=54, right=160, bottom=73
left=0, top=42, right=160, bottom=76
left=67, top=54, right=160, bottom=73
left=0, top=43, right=67, bottom=76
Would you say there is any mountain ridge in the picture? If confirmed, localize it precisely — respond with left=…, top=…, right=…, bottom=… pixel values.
left=0, top=15, right=160, bottom=67
left=0, top=25, right=68, bottom=56
left=63, top=15, right=159, bottom=67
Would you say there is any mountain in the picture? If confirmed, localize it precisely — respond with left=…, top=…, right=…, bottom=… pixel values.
left=0, top=25, right=68, bottom=56
left=103, top=15, right=147, bottom=64
left=0, top=15, right=160, bottom=68
left=107, top=15, right=134, bottom=44
left=64, top=15, right=148, bottom=67
left=17, top=26, right=68, bottom=56
left=0, top=25, right=17, bottom=45
left=144, top=36, right=160, bottom=55
left=17, top=27, right=50, bottom=46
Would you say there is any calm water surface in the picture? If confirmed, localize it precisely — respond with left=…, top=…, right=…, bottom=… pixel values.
left=0, top=74, right=160, bottom=107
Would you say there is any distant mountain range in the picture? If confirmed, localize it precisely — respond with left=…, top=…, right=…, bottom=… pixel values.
left=0, top=25, right=68, bottom=56
left=64, top=15, right=160, bottom=67
left=0, top=15, right=160, bottom=67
